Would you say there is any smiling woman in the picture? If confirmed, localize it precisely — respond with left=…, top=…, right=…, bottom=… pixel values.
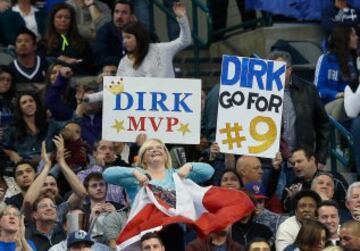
left=103, top=137, right=214, bottom=251
left=2, top=92, right=48, bottom=165
left=104, top=138, right=214, bottom=201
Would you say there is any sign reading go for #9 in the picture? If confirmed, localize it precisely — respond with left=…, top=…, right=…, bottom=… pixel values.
left=216, top=55, right=285, bottom=158
left=102, top=76, right=202, bottom=144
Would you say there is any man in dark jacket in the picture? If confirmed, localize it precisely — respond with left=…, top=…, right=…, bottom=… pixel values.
left=283, top=147, right=348, bottom=211
left=269, top=50, right=330, bottom=168
left=94, top=0, right=134, bottom=69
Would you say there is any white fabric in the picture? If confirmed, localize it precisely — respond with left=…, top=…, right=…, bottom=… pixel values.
left=117, top=174, right=211, bottom=250
left=12, top=5, right=39, bottom=36
left=344, top=84, right=360, bottom=118
left=275, top=216, right=301, bottom=251
left=116, top=16, right=192, bottom=78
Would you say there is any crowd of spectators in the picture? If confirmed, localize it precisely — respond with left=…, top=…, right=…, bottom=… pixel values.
left=0, top=0, right=360, bottom=251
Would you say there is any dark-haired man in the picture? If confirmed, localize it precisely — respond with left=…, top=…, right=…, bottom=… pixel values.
left=283, top=147, right=348, bottom=211
left=5, top=160, right=36, bottom=209
left=95, top=0, right=134, bottom=68
left=141, top=232, right=165, bottom=251
left=8, top=28, right=48, bottom=85
left=268, top=51, right=330, bottom=167
left=26, top=196, right=66, bottom=251
left=317, top=200, right=341, bottom=245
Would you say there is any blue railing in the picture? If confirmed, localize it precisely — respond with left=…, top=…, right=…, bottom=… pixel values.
left=328, top=116, right=354, bottom=173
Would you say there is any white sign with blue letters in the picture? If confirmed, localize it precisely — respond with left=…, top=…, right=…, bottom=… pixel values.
left=102, top=76, right=202, bottom=144
left=215, top=55, right=286, bottom=158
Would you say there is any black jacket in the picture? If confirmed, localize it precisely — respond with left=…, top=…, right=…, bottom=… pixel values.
left=25, top=223, right=66, bottom=251
left=290, top=75, right=330, bottom=164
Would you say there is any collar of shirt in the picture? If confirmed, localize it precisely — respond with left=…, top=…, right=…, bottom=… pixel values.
left=12, top=4, right=38, bottom=16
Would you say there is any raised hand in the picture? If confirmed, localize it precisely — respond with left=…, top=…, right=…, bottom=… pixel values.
left=84, top=0, right=94, bottom=7
left=59, top=66, right=73, bottom=78
left=41, top=141, right=52, bottom=167
left=272, top=152, right=283, bottom=170
left=136, top=133, right=147, bottom=146
left=53, top=135, right=66, bottom=165
left=173, top=2, right=186, bottom=18
left=209, top=142, right=220, bottom=161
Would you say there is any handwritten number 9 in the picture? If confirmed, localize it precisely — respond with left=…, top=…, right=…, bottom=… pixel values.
left=248, top=116, right=277, bottom=154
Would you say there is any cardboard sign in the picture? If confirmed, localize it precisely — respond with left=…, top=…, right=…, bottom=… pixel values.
left=102, top=76, right=201, bottom=144
left=215, top=55, right=285, bottom=158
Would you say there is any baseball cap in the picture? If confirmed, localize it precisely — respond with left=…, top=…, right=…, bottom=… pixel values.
left=244, top=182, right=268, bottom=200
left=67, top=230, right=94, bottom=248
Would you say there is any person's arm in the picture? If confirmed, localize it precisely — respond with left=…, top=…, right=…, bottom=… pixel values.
left=102, top=211, right=127, bottom=249
left=314, top=54, right=339, bottom=102
left=22, top=142, right=51, bottom=219
left=3, top=149, right=22, bottom=163
left=177, top=162, right=214, bottom=183
left=275, top=220, right=295, bottom=251
left=45, top=67, right=74, bottom=121
left=103, top=166, right=143, bottom=201
left=162, top=3, right=192, bottom=56
left=84, top=0, right=111, bottom=30
left=74, top=85, right=87, bottom=117
left=103, top=166, right=142, bottom=188
left=311, top=83, right=330, bottom=165
left=15, top=216, right=35, bottom=251
left=53, top=135, right=87, bottom=207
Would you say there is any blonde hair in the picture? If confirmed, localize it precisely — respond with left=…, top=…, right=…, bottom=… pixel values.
left=136, top=138, right=172, bottom=169
left=0, top=205, right=20, bottom=220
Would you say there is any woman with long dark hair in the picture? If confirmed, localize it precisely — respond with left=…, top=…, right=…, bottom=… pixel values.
left=314, top=24, right=358, bottom=119
left=39, top=3, right=93, bottom=74
left=2, top=92, right=48, bottom=164
left=116, top=2, right=191, bottom=77
left=84, top=2, right=191, bottom=103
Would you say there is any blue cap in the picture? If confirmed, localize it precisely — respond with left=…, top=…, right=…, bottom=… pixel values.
left=67, top=230, right=94, bottom=248
left=244, top=182, right=268, bottom=200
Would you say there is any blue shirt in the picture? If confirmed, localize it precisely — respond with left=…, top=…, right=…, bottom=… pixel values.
left=0, top=239, right=37, bottom=251
left=103, top=163, right=214, bottom=201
